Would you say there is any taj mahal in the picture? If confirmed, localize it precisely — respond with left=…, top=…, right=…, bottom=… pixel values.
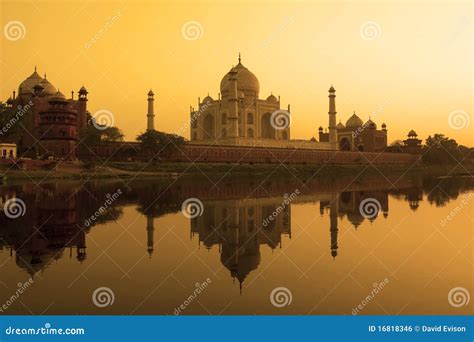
left=178, top=55, right=388, bottom=152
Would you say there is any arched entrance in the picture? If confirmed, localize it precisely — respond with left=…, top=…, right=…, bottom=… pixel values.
left=261, top=113, right=275, bottom=139
left=203, top=114, right=215, bottom=139
left=339, top=138, right=351, bottom=151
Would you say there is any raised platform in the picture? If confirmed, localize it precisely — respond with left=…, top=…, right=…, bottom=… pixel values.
left=189, top=137, right=335, bottom=150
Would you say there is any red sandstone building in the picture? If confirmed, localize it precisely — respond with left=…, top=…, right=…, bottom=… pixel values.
left=5, top=68, right=88, bottom=160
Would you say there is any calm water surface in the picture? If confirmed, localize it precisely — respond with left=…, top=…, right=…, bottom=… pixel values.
left=0, top=174, right=472, bottom=315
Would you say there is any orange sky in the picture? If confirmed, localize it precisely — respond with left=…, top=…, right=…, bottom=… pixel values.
left=1, top=0, right=472, bottom=145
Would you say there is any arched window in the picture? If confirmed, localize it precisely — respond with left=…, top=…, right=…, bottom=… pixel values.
left=191, top=115, right=198, bottom=128
left=282, top=131, right=288, bottom=140
left=203, top=114, right=215, bottom=139
left=221, top=113, right=227, bottom=125
left=247, top=112, right=254, bottom=124
left=261, top=113, right=275, bottom=139
left=221, top=128, right=227, bottom=138
left=247, top=128, right=254, bottom=138
left=358, top=145, right=364, bottom=151
left=192, top=132, right=198, bottom=140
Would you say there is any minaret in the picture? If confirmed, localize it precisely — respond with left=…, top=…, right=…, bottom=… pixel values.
left=146, top=215, right=154, bottom=257
left=328, top=86, right=337, bottom=149
left=227, top=70, right=239, bottom=139
left=77, top=86, right=88, bottom=130
left=147, top=89, right=155, bottom=131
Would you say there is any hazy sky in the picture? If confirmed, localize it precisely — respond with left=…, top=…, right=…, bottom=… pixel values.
left=1, top=0, right=472, bottom=145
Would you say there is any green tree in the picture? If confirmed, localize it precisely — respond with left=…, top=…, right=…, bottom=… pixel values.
left=422, top=134, right=464, bottom=164
left=136, top=130, right=186, bottom=158
left=0, top=102, right=24, bottom=142
left=79, top=125, right=124, bottom=146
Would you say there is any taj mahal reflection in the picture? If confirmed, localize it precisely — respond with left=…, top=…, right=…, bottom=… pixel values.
left=0, top=175, right=472, bottom=284
left=189, top=199, right=291, bottom=290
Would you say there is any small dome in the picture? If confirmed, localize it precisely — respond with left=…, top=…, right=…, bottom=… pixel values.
left=220, top=61, right=259, bottom=98
left=366, top=118, right=377, bottom=129
left=408, top=129, right=417, bottom=137
left=381, top=122, right=387, bottom=128
left=346, top=112, right=363, bottom=128
left=48, top=90, right=67, bottom=103
left=266, top=94, right=278, bottom=102
left=79, top=86, right=88, bottom=94
left=40, top=76, right=57, bottom=95
left=202, top=94, right=213, bottom=103
left=329, top=85, right=335, bottom=92
left=19, top=68, right=43, bottom=94
left=148, top=89, right=154, bottom=96
left=336, top=121, right=345, bottom=129
left=318, top=126, right=324, bottom=131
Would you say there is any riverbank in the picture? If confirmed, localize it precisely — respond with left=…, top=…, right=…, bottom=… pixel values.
left=0, top=161, right=472, bottom=182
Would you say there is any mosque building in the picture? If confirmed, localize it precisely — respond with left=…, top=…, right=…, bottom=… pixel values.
left=4, top=67, right=88, bottom=160
left=318, top=110, right=388, bottom=152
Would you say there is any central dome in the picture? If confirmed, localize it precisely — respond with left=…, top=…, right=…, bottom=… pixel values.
left=220, top=62, right=259, bottom=97
left=346, top=112, right=364, bottom=128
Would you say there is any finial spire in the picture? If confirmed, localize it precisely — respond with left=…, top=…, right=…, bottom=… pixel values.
left=34, top=65, right=37, bottom=72
left=238, top=52, right=241, bottom=64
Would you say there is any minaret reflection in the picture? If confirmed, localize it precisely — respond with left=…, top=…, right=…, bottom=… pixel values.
left=146, top=215, right=155, bottom=257
left=329, top=195, right=339, bottom=260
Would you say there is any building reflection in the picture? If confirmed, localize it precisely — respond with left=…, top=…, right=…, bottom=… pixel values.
left=189, top=199, right=291, bottom=290
left=0, top=175, right=472, bottom=278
